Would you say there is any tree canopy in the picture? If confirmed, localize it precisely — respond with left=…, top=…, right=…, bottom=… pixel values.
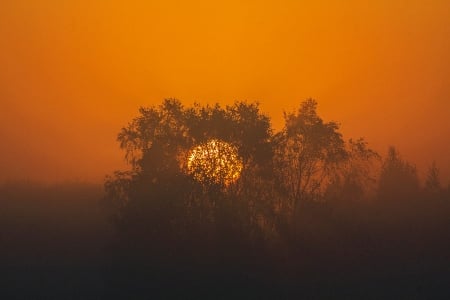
left=101, top=98, right=449, bottom=298
left=104, top=98, right=383, bottom=250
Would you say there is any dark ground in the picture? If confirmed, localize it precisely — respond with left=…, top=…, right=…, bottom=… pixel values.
left=1, top=182, right=449, bottom=299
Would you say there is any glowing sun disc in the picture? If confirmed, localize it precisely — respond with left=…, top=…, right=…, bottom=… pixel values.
left=187, top=139, right=243, bottom=185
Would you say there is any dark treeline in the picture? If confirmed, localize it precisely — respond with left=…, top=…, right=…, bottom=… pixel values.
left=1, top=99, right=450, bottom=299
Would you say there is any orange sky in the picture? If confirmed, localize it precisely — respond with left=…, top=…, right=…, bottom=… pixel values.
left=1, top=0, right=449, bottom=183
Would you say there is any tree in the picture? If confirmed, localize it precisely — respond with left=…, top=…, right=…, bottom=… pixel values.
left=424, top=162, right=442, bottom=197
left=273, top=99, right=347, bottom=220
left=377, top=147, right=420, bottom=202
left=104, top=99, right=274, bottom=257
left=105, top=98, right=390, bottom=264
left=326, top=138, right=380, bottom=202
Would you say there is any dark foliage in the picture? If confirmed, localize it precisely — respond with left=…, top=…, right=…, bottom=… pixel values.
left=101, top=99, right=450, bottom=298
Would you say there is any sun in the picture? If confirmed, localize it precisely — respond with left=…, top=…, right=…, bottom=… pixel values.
left=186, top=139, right=243, bottom=186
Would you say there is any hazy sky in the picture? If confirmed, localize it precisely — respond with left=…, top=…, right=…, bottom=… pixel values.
left=1, top=0, right=449, bottom=183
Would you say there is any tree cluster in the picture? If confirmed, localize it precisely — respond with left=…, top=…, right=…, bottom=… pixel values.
left=103, top=99, right=450, bottom=297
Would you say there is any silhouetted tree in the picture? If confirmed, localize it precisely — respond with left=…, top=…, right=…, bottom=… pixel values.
left=425, top=162, right=441, bottom=191
left=377, top=146, right=420, bottom=202
left=273, top=99, right=347, bottom=221
left=99, top=98, right=450, bottom=299
left=104, top=99, right=274, bottom=262
left=424, top=162, right=442, bottom=199
left=326, top=138, right=380, bottom=202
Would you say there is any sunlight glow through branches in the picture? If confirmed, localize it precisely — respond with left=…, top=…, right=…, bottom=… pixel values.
left=187, top=139, right=243, bottom=186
